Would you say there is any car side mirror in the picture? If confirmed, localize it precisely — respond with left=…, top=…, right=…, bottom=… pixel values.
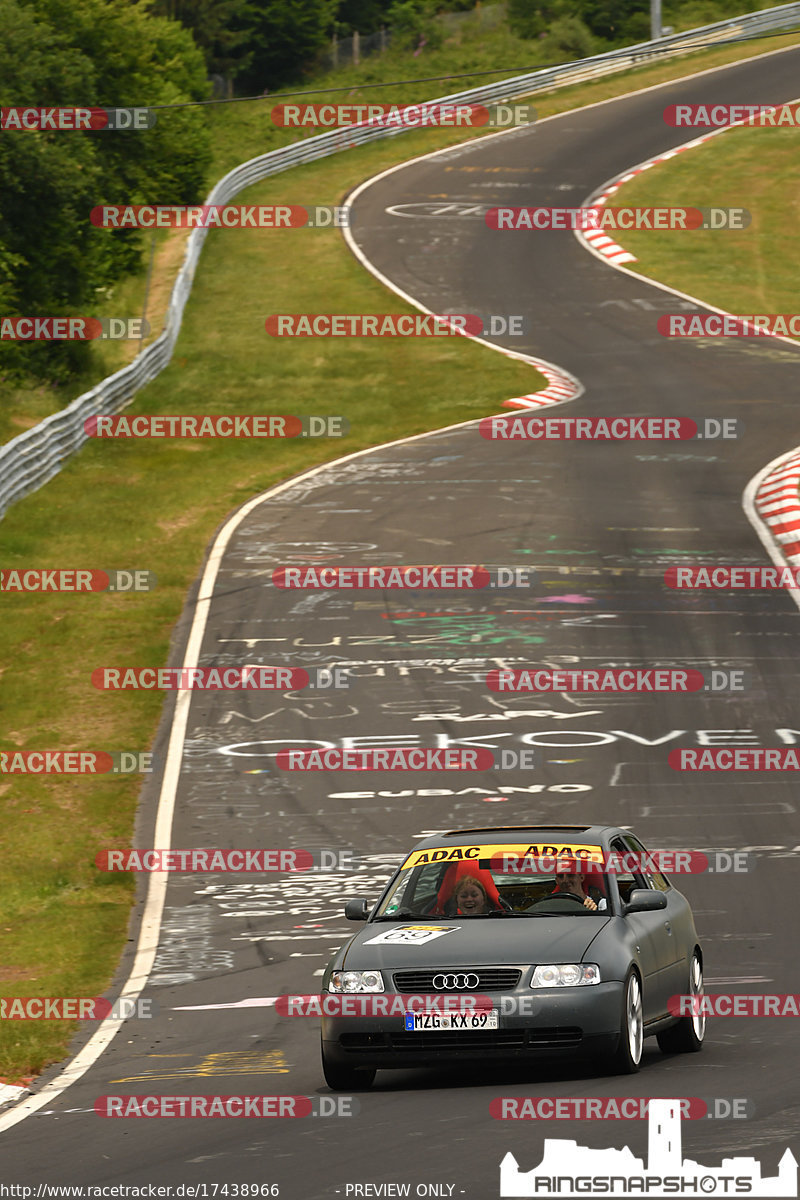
left=624, top=890, right=667, bottom=914
left=344, top=898, right=370, bottom=921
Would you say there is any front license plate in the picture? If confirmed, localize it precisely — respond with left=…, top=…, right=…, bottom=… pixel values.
left=404, top=1010, right=499, bottom=1031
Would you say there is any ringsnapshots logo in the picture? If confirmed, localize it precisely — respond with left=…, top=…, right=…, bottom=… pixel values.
left=1, top=317, right=149, bottom=340
left=0, top=107, right=155, bottom=130
left=499, top=1099, right=797, bottom=1197
left=480, top=416, right=741, bottom=441
left=270, top=101, right=536, bottom=129
left=84, top=415, right=347, bottom=438
left=486, top=206, right=750, bottom=231
left=264, top=314, right=526, bottom=337
left=91, top=205, right=350, bottom=229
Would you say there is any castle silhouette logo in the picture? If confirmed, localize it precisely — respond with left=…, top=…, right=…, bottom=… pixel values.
left=500, top=1099, right=797, bottom=1197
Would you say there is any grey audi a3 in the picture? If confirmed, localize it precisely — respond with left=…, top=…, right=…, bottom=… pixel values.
left=320, top=825, right=705, bottom=1089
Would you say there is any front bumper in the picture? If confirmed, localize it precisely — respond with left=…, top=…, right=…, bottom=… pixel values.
left=321, top=981, right=624, bottom=1070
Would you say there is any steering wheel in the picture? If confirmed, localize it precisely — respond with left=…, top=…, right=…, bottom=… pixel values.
left=553, top=891, right=586, bottom=903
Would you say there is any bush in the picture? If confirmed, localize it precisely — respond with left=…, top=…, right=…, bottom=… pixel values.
left=386, top=0, right=443, bottom=49
left=545, top=14, right=596, bottom=57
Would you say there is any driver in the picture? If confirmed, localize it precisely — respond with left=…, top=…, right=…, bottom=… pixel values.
left=552, top=869, right=599, bottom=911
left=452, top=875, right=491, bottom=915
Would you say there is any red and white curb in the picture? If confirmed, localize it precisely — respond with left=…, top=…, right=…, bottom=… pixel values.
left=579, top=131, right=719, bottom=265
left=753, top=452, right=800, bottom=563
left=502, top=361, right=581, bottom=410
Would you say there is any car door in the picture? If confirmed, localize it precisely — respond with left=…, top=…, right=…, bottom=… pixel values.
left=622, top=833, right=687, bottom=1005
left=610, top=837, right=670, bottom=1023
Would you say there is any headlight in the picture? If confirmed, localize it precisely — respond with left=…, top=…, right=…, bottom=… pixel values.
left=531, top=963, right=601, bottom=988
left=329, top=970, right=384, bottom=993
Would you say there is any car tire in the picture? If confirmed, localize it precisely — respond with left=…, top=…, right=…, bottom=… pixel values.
left=321, top=1040, right=376, bottom=1091
left=607, top=970, right=643, bottom=1074
left=657, top=951, right=705, bottom=1054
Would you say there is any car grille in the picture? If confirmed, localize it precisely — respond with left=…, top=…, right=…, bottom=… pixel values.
left=339, top=1027, right=583, bottom=1052
left=393, top=968, right=522, bottom=992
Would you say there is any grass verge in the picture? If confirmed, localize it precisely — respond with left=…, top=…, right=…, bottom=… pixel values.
left=591, top=120, right=800, bottom=321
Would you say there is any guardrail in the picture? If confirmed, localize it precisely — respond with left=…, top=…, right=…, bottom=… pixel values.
left=2, top=2, right=799, bottom=520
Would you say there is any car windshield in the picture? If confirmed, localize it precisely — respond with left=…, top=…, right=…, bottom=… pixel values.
left=374, top=852, right=610, bottom=918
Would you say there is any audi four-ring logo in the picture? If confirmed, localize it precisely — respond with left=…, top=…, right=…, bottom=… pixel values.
left=431, top=973, right=480, bottom=990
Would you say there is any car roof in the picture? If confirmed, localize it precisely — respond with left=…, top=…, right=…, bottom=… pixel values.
left=410, top=825, right=623, bottom=850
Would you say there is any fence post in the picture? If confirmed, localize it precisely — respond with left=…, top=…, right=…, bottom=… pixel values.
left=353, top=29, right=360, bottom=66
left=332, top=31, right=338, bottom=68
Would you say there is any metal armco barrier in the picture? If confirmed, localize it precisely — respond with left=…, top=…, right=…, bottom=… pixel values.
left=2, top=3, right=799, bottom=520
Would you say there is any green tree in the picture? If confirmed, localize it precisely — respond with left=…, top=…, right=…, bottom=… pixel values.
left=578, top=0, right=649, bottom=41
left=152, top=0, right=256, bottom=93
left=237, top=0, right=337, bottom=92
left=0, top=0, right=211, bottom=379
left=385, top=0, right=443, bottom=50
left=507, top=0, right=565, bottom=39
left=335, top=0, right=392, bottom=34
left=545, top=13, right=596, bottom=56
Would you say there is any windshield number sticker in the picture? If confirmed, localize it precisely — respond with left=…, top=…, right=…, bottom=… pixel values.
left=363, top=925, right=460, bottom=945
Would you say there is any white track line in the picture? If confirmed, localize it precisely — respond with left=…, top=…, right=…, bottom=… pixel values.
left=3, top=38, right=799, bottom=1131
left=0, top=415, right=509, bottom=1134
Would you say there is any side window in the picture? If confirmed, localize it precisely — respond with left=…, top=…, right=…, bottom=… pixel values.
left=406, top=863, right=450, bottom=912
left=611, top=837, right=651, bottom=905
left=623, top=834, right=670, bottom=892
